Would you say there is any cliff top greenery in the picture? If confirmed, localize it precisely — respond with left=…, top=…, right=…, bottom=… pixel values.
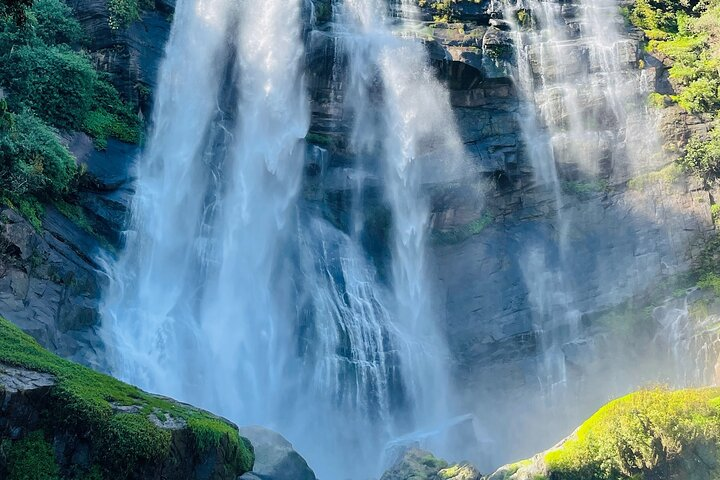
left=0, top=316, right=254, bottom=479
left=503, top=387, right=720, bottom=480
left=627, top=0, right=720, bottom=180
left=0, top=0, right=143, bottom=231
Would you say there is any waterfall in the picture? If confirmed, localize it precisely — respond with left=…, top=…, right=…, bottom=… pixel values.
left=503, top=0, right=662, bottom=399
left=333, top=0, right=468, bottom=457
left=100, top=0, right=466, bottom=477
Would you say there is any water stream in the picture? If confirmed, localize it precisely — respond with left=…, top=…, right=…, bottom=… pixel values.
left=100, top=0, right=467, bottom=477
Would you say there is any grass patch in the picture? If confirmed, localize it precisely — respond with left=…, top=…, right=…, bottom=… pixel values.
left=542, top=387, right=720, bottom=479
left=6, top=431, right=60, bottom=480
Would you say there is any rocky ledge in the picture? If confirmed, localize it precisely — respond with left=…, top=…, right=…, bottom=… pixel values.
left=0, top=316, right=254, bottom=480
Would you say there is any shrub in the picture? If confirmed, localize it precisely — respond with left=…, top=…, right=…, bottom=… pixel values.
left=679, top=126, right=720, bottom=178
left=28, top=0, right=84, bottom=45
left=0, top=110, right=78, bottom=198
left=83, top=76, right=142, bottom=149
left=1, top=44, right=96, bottom=130
left=108, top=0, right=139, bottom=29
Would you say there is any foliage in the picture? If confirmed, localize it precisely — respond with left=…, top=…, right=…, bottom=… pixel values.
left=0, top=110, right=78, bottom=198
left=0, top=0, right=142, bottom=226
left=0, top=0, right=142, bottom=143
left=0, top=0, right=33, bottom=24
left=108, top=0, right=139, bottom=29
left=2, top=44, right=96, bottom=130
left=83, top=76, right=142, bottom=149
left=542, top=387, right=720, bottom=479
left=29, top=0, right=83, bottom=45
left=0, top=316, right=255, bottom=478
left=431, top=213, right=493, bottom=245
left=698, top=272, right=720, bottom=295
left=6, top=431, right=60, bottom=480
left=679, top=125, right=720, bottom=178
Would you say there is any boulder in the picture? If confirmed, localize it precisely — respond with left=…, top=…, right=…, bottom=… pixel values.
left=380, top=448, right=481, bottom=480
left=0, top=317, right=254, bottom=480
left=238, top=426, right=316, bottom=480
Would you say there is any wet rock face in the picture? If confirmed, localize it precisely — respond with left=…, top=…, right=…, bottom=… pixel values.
left=0, top=208, right=105, bottom=369
left=67, top=0, right=172, bottom=107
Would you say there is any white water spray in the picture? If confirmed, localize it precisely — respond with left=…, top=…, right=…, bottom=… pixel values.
left=101, top=0, right=468, bottom=477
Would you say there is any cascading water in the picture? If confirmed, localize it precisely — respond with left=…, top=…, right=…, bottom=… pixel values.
left=333, top=0, right=469, bottom=457
left=100, top=0, right=468, bottom=477
left=502, top=0, right=662, bottom=400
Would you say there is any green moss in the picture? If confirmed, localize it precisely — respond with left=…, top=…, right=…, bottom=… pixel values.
left=53, top=199, right=93, bottom=234
left=6, top=431, right=60, bottom=480
left=97, top=414, right=171, bottom=475
left=0, top=316, right=254, bottom=478
left=540, top=388, right=720, bottom=480
left=698, top=272, right=720, bottom=296
left=562, top=180, right=610, bottom=198
left=420, top=454, right=448, bottom=470
left=305, top=131, right=335, bottom=149
left=431, top=213, right=493, bottom=245
left=627, top=163, right=683, bottom=190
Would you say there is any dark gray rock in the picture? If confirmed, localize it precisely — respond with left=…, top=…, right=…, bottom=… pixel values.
left=0, top=207, right=105, bottom=370
left=238, top=426, right=316, bottom=480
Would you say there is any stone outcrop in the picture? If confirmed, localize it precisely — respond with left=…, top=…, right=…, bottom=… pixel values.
left=0, top=206, right=106, bottom=369
left=379, top=448, right=481, bottom=480
left=238, top=426, right=317, bottom=480
left=0, top=316, right=254, bottom=479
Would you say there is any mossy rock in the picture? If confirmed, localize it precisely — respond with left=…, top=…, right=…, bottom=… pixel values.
left=0, top=316, right=254, bottom=479
left=491, top=387, right=720, bottom=480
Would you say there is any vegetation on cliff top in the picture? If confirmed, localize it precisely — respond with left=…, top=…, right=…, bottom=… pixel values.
left=501, top=387, right=720, bottom=480
left=627, top=0, right=720, bottom=180
left=0, top=0, right=142, bottom=231
left=0, top=316, right=254, bottom=479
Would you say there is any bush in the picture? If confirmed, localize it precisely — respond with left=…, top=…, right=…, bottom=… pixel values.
left=108, top=0, right=139, bottom=29
left=675, top=76, right=720, bottom=112
left=0, top=110, right=78, bottom=198
left=83, top=76, right=142, bottom=149
left=679, top=126, right=720, bottom=178
left=1, top=44, right=96, bottom=130
left=29, top=0, right=84, bottom=45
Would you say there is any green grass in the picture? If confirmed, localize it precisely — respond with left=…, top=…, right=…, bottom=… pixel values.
left=541, top=388, right=720, bottom=479
left=0, top=316, right=254, bottom=478
left=6, top=431, right=60, bottom=480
